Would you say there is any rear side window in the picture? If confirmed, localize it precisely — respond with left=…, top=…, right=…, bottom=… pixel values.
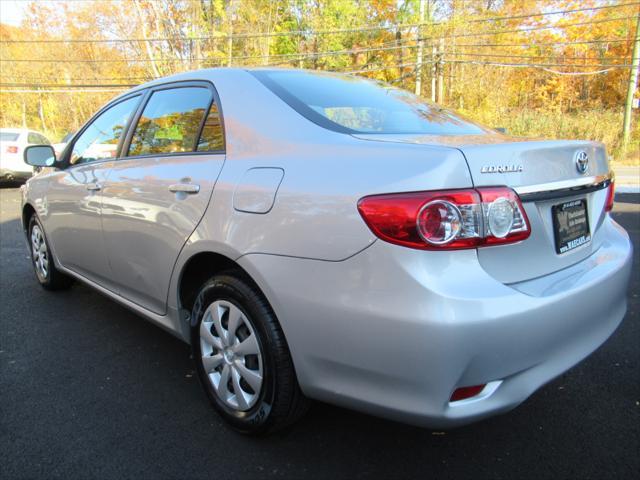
left=197, top=102, right=224, bottom=152
left=127, top=87, right=213, bottom=157
left=35, top=133, right=50, bottom=145
left=28, top=133, right=40, bottom=143
left=0, top=132, right=20, bottom=141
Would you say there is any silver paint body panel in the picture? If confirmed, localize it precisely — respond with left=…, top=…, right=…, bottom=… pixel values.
left=100, top=153, right=224, bottom=314
left=21, top=68, right=633, bottom=428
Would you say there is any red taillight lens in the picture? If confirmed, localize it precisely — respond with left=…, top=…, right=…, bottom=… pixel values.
left=450, top=384, right=486, bottom=402
left=6, top=146, right=18, bottom=154
left=357, top=187, right=530, bottom=250
left=605, top=181, right=615, bottom=212
left=357, top=189, right=482, bottom=250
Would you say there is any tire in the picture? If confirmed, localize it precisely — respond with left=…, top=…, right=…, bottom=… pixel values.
left=28, top=215, right=73, bottom=290
left=190, top=272, right=309, bottom=435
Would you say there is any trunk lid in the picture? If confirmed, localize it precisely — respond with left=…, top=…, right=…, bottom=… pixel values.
left=354, top=133, right=612, bottom=283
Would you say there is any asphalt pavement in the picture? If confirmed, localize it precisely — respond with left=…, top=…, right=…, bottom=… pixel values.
left=1, top=186, right=638, bottom=480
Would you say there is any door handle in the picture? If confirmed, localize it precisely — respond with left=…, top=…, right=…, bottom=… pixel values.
left=169, top=183, right=200, bottom=194
left=86, top=182, right=102, bottom=191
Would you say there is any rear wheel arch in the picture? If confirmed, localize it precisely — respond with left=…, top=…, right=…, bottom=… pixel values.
left=178, top=251, right=266, bottom=316
left=22, top=203, right=36, bottom=234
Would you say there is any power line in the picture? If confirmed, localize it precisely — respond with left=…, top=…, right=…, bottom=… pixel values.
left=0, top=82, right=136, bottom=87
left=2, top=2, right=638, bottom=44
left=452, top=38, right=634, bottom=47
left=416, top=15, right=639, bottom=42
left=2, top=59, right=634, bottom=91
left=3, top=31, right=637, bottom=65
left=0, top=75, right=151, bottom=81
left=441, top=52, right=631, bottom=61
left=346, top=61, right=430, bottom=74
left=446, top=59, right=635, bottom=68
left=4, top=47, right=632, bottom=82
left=541, top=67, right=620, bottom=76
left=0, top=88, right=128, bottom=93
left=463, top=2, right=640, bottom=23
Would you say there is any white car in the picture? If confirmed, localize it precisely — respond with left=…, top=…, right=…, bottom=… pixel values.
left=0, top=128, right=52, bottom=182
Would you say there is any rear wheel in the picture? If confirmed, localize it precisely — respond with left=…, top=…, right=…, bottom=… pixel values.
left=28, top=215, right=73, bottom=290
left=191, top=273, right=309, bottom=434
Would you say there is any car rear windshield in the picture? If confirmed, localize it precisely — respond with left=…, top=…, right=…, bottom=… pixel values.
left=0, top=132, right=20, bottom=141
left=251, top=70, right=486, bottom=135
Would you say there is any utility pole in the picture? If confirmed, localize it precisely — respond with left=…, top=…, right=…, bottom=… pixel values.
left=396, top=28, right=404, bottom=87
left=431, top=44, right=437, bottom=101
left=227, top=0, right=235, bottom=67
left=622, top=10, right=640, bottom=152
left=192, top=0, right=201, bottom=70
left=415, top=0, right=426, bottom=96
left=437, top=38, right=444, bottom=103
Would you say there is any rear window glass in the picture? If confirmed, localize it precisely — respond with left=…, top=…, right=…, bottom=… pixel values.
left=252, top=70, right=486, bottom=135
left=128, top=87, right=212, bottom=157
left=0, top=132, right=20, bottom=141
left=197, top=102, right=224, bottom=152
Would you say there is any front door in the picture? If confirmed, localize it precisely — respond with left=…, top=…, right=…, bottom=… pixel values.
left=100, top=84, right=226, bottom=314
left=44, top=95, right=142, bottom=288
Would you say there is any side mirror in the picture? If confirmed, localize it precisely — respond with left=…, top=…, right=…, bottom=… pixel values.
left=24, top=145, right=56, bottom=167
left=495, top=127, right=507, bottom=134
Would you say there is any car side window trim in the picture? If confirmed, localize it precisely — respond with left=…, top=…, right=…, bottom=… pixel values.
left=119, top=80, right=226, bottom=161
left=60, top=92, right=145, bottom=170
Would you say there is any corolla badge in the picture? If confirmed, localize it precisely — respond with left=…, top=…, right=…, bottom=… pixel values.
left=575, top=151, right=589, bottom=174
left=480, top=164, right=523, bottom=174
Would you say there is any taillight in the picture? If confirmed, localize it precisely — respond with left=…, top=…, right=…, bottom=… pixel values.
left=605, top=181, right=615, bottom=212
left=6, top=146, right=18, bottom=154
left=357, top=187, right=530, bottom=250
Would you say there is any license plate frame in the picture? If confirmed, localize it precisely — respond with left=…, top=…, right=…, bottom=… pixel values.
left=551, top=199, right=591, bottom=254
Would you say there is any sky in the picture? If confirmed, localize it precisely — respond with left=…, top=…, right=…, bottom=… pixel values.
left=0, top=0, right=26, bottom=26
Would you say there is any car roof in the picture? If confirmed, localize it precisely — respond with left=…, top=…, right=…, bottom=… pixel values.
left=111, top=67, right=348, bottom=101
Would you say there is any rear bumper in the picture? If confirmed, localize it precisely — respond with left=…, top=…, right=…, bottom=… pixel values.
left=238, top=215, right=632, bottom=428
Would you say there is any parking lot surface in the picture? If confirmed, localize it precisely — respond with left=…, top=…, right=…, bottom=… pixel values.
left=1, top=186, right=638, bottom=480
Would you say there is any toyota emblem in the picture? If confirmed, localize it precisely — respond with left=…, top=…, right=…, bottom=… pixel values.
left=575, top=151, right=589, bottom=174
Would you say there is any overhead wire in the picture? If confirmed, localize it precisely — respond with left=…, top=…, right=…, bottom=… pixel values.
left=1, top=4, right=637, bottom=90
left=2, top=2, right=638, bottom=44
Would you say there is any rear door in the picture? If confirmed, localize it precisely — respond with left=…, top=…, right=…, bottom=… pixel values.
left=100, top=82, right=226, bottom=315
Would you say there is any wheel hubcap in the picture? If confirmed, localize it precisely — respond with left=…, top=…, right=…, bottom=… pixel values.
left=199, top=300, right=264, bottom=411
left=31, top=225, right=48, bottom=279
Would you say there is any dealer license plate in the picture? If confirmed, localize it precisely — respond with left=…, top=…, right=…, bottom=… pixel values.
left=552, top=199, right=591, bottom=254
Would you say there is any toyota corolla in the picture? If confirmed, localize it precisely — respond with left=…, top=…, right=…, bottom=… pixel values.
left=21, top=68, right=632, bottom=434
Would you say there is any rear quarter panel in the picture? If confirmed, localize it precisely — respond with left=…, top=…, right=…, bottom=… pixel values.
left=174, top=70, right=474, bottom=262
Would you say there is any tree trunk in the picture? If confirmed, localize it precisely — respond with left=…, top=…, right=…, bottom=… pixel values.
left=623, top=12, right=640, bottom=151
left=133, top=0, right=161, bottom=78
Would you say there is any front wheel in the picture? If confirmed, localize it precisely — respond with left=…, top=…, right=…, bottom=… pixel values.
left=28, top=215, right=73, bottom=290
left=191, top=273, right=309, bottom=434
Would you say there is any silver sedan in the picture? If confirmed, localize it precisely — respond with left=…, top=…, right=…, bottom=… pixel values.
left=21, top=68, right=633, bottom=434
